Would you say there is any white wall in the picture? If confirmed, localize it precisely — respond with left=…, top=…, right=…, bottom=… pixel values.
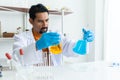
left=95, top=0, right=105, bottom=61
left=0, top=11, right=23, bottom=33
left=105, top=0, right=120, bottom=62
left=0, top=0, right=97, bottom=62
left=0, top=0, right=28, bottom=7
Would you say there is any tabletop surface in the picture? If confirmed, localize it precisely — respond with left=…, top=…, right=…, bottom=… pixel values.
left=0, top=61, right=120, bottom=80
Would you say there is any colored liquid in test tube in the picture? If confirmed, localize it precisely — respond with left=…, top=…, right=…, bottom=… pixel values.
left=19, top=49, right=24, bottom=66
left=49, top=43, right=62, bottom=54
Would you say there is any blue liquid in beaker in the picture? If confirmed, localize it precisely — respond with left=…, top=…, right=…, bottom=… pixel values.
left=73, top=40, right=87, bottom=55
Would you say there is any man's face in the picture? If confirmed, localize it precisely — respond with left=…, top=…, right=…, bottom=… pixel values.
left=29, top=12, right=49, bottom=33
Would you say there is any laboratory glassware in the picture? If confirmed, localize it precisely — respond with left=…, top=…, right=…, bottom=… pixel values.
left=73, top=40, right=87, bottom=55
left=49, top=43, right=62, bottom=55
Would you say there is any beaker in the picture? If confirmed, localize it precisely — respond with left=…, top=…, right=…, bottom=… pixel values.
left=49, top=43, right=62, bottom=55
left=73, top=40, right=87, bottom=55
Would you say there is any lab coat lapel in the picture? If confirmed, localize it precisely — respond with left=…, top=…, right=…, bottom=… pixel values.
left=26, top=29, right=36, bottom=44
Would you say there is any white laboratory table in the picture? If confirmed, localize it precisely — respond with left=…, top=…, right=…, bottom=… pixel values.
left=0, top=61, right=120, bottom=80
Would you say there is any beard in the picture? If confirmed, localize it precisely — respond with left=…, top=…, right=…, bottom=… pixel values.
left=39, top=27, right=48, bottom=34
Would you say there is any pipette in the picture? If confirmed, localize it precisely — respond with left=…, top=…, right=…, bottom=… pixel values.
left=5, top=53, right=12, bottom=70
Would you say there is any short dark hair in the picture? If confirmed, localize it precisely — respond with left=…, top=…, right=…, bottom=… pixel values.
left=29, top=3, right=49, bottom=20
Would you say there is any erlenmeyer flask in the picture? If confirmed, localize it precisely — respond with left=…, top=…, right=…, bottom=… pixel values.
left=49, top=43, right=62, bottom=54
left=73, top=40, right=87, bottom=55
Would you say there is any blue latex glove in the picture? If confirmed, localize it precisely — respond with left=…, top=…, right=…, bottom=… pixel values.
left=36, top=32, right=61, bottom=50
left=82, top=28, right=94, bottom=42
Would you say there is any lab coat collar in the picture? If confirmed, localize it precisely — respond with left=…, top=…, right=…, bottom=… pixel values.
left=26, top=29, right=36, bottom=43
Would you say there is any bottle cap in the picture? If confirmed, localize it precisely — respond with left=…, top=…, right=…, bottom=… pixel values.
left=5, top=53, right=12, bottom=60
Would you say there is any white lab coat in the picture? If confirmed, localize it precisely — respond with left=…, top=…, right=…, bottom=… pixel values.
left=12, top=29, right=78, bottom=66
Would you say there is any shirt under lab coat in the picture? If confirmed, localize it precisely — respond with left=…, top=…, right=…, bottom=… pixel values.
left=12, top=29, right=78, bottom=66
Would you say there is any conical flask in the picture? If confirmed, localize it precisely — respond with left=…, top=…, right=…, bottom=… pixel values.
left=49, top=43, right=62, bottom=54
left=73, top=40, right=87, bottom=55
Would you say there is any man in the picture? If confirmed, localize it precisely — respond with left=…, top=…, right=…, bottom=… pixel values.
left=12, top=3, right=94, bottom=66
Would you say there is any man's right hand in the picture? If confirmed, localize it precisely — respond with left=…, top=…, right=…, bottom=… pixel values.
left=36, top=32, right=61, bottom=50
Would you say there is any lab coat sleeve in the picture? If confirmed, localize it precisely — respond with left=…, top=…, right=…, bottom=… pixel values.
left=61, top=35, right=79, bottom=57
